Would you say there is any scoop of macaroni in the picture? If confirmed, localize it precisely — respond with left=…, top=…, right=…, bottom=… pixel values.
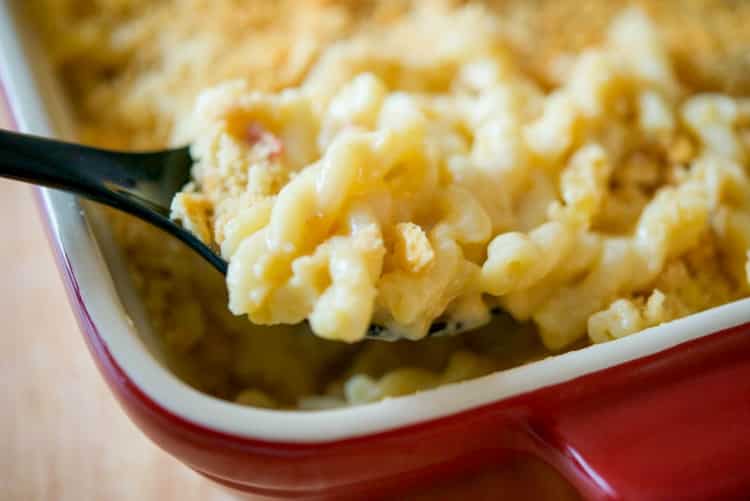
left=172, top=6, right=750, bottom=346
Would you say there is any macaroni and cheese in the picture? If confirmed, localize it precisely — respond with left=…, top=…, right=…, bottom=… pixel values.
left=172, top=7, right=750, bottom=348
left=33, top=0, right=750, bottom=409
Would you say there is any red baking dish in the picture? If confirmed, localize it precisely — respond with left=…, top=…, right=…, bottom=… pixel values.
left=2, top=4, right=750, bottom=500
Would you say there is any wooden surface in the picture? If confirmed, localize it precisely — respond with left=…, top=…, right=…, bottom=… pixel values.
left=0, top=98, right=579, bottom=501
left=0, top=94, right=241, bottom=501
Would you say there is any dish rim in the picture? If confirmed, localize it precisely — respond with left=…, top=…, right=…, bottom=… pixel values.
left=2, top=2, right=750, bottom=444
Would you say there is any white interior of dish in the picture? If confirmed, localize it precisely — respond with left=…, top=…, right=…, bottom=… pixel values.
left=3, top=2, right=750, bottom=443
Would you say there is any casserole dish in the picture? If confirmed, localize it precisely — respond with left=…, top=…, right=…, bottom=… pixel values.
left=2, top=3, right=750, bottom=499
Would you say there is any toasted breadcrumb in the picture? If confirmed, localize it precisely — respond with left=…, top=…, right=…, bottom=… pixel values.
left=393, top=222, right=434, bottom=273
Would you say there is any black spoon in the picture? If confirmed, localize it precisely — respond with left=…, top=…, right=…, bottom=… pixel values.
left=0, top=129, right=226, bottom=272
left=0, top=129, right=484, bottom=339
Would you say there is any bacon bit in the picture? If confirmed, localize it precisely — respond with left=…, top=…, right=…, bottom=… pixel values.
left=245, top=122, right=266, bottom=144
left=245, top=122, right=284, bottom=159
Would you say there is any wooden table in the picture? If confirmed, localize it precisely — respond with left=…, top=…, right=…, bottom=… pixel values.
left=0, top=99, right=578, bottom=501
left=0, top=94, right=243, bottom=501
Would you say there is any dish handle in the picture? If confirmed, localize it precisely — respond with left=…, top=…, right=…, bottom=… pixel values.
left=524, top=323, right=750, bottom=501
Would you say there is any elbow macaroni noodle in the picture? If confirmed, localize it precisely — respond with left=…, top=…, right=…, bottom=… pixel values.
left=173, top=6, right=750, bottom=348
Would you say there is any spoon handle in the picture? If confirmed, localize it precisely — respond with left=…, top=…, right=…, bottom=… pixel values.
left=0, top=129, right=227, bottom=273
left=0, top=129, right=120, bottom=199
left=0, top=129, right=192, bottom=215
